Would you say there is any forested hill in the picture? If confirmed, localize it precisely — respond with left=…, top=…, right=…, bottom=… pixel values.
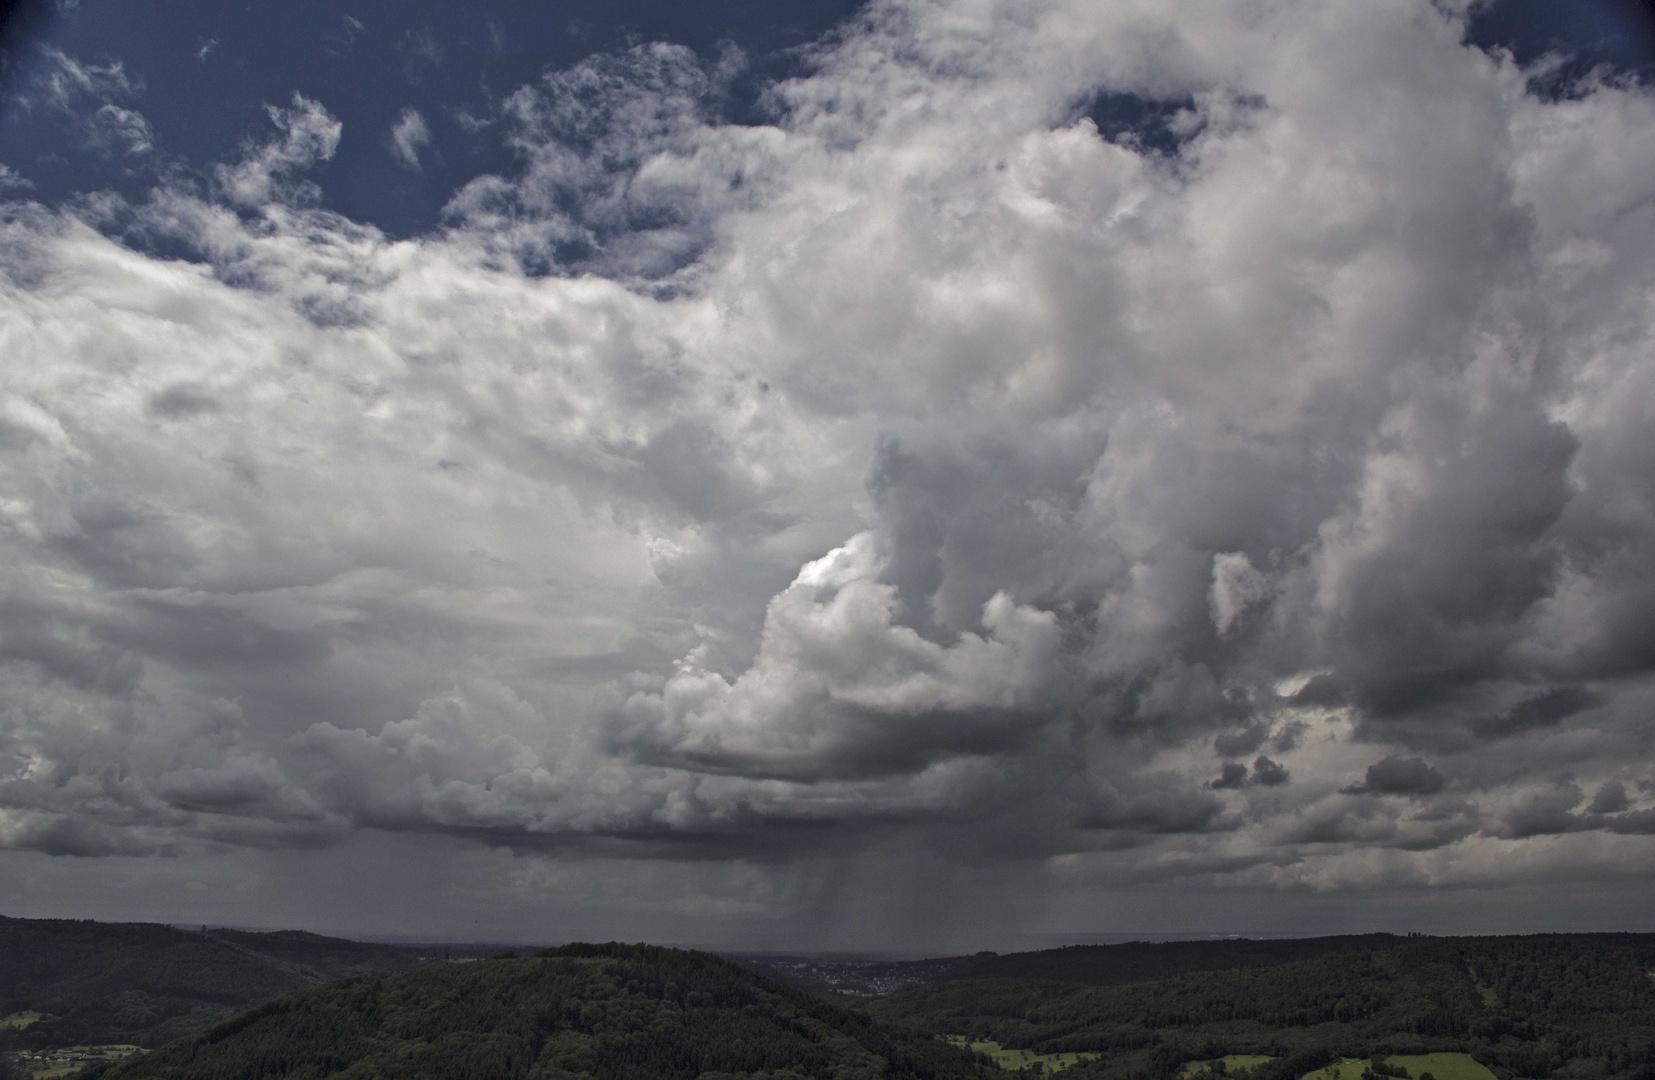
left=865, top=934, right=1655, bottom=1080
left=744, top=936, right=1410, bottom=999
left=964, top=935, right=1416, bottom=985
left=93, top=943, right=986, bottom=1080
left=0, top=916, right=424, bottom=1047
left=745, top=933, right=1655, bottom=1001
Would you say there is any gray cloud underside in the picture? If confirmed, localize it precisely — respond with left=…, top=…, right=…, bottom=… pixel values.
left=3, top=0, right=1655, bottom=907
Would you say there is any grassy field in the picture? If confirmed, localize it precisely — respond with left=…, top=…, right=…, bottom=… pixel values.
left=1384, top=1054, right=1498, bottom=1080
left=22, top=1044, right=143, bottom=1079
left=1302, top=1054, right=1495, bottom=1080
left=946, top=1037, right=1100, bottom=1072
left=1182, top=1055, right=1277, bottom=1075
left=1, top=1012, right=43, bottom=1029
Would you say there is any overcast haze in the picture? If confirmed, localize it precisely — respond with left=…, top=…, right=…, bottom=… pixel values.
left=1, top=0, right=1655, bottom=952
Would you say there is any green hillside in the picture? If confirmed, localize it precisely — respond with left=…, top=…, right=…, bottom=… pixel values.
left=866, top=935, right=1655, bottom=1080
left=92, top=943, right=985, bottom=1080
left=0, top=917, right=424, bottom=1049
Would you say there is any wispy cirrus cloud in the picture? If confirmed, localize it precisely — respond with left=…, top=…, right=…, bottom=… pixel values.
left=387, top=107, right=429, bottom=170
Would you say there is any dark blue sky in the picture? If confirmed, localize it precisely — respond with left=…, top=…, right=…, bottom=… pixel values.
left=1, top=0, right=1651, bottom=240
left=0, top=0, right=865, bottom=237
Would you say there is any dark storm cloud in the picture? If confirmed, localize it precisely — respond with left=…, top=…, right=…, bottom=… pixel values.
left=1328, top=408, right=1579, bottom=721
left=1589, top=780, right=1629, bottom=815
left=1077, top=776, right=1227, bottom=835
left=1343, top=757, right=1448, bottom=797
left=9, top=816, right=172, bottom=858
left=2, top=0, right=1655, bottom=932
left=1214, top=724, right=1270, bottom=758
left=1251, top=756, right=1289, bottom=787
left=1207, top=756, right=1287, bottom=790
left=1605, top=808, right=1655, bottom=835
left=1489, top=780, right=1581, bottom=838
left=1470, top=686, right=1601, bottom=740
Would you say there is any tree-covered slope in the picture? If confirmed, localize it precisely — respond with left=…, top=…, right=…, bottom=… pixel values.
left=745, top=936, right=1491, bottom=1001
left=95, top=943, right=986, bottom=1080
left=959, top=937, right=1405, bottom=988
left=748, top=934, right=1655, bottom=1007
left=865, top=936, right=1655, bottom=1080
left=0, top=916, right=423, bottom=1048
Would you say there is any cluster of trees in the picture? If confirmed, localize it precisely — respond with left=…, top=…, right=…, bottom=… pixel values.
left=866, top=935, right=1655, bottom=1080
left=90, top=944, right=989, bottom=1080
left=0, top=1027, right=27, bottom=1080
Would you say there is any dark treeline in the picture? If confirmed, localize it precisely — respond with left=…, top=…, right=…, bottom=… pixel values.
left=865, top=935, right=1655, bottom=1080
left=0, top=916, right=424, bottom=1048
left=0, top=1026, right=26, bottom=1080
left=89, top=943, right=988, bottom=1080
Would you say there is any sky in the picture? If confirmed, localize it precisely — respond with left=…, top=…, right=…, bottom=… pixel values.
left=0, top=0, right=1654, bottom=953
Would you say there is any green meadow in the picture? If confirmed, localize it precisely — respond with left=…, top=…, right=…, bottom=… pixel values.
left=1384, top=1054, right=1499, bottom=1080
left=1181, top=1055, right=1277, bottom=1076
left=1, top=1011, right=42, bottom=1029
left=947, top=1036, right=1100, bottom=1072
left=1301, top=1054, right=1496, bottom=1080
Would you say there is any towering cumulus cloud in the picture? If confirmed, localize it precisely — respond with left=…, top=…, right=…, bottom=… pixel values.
left=2, top=0, right=1654, bottom=940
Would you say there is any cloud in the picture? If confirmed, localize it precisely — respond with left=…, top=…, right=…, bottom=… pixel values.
left=1469, top=686, right=1601, bottom=740
left=2, top=0, right=1655, bottom=934
left=398, top=27, right=444, bottom=74
left=1210, top=552, right=1271, bottom=636
left=387, top=108, right=430, bottom=171
left=17, top=48, right=152, bottom=160
left=1343, top=756, right=1448, bottom=797
left=87, top=103, right=153, bottom=155
left=1492, top=778, right=1586, bottom=839
left=1252, top=756, right=1290, bottom=787
left=214, top=93, right=341, bottom=206
left=1208, top=755, right=1288, bottom=790
left=443, top=42, right=769, bottom=280
left=36, top=47, right=140, bottom=108
left=615, top=533, right=1062, bottom=781
left=1588, top=780, right=1629, bottom=815
left=0, top=165, right=33, bottom=194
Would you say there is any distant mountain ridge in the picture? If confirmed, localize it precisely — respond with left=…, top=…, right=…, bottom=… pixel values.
left=0, top=915, right=426, bottom=1047
left=741, top=932, right=1655, bottom=1000
left=739, top=934, right=1400, bottom=999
